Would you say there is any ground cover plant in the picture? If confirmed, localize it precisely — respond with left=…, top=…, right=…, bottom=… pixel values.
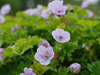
left=0, top=0, right=100, bottom=75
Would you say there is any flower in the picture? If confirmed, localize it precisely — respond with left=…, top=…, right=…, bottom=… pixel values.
left=81, top=0, right=90, bottom=9
left=37, top=4, right=42, bottom=10
left=24, top=8, right=40, bottom=16
left=24, top=8, right=33, bottom=15
left=38, top=40, right=50, bottom=48
left=48, top=0, right=68, bottom=15
left=20, top=67, right=36, bottom=75
left=70, top=9, right=74, bottom=12
left=82, top=43, right=91, bottom=51
left=30, top=8, right=41, bottom=16
left=88, top=11, right=93, bottom=18
left=24, top=5, right=42, bottom=16
left=81, top=0, right=99, bottom=9
left=41, top=9, right=51, bottom=19
left=34, top=46, right=54, bottom=65
left=82, top=43, right=86, bottom=48
left=0, top=15, right=5, bottom=23
left=69, top=63, right=81, bottom=74
left=52, top=29, right=70, bottom=43
left=0, top=48, right=3, bottom=54
left=0, top=4, right=11, bottom=15
left=0, top=48, right=5, bottom=61
left=11, top=24, right=18, bottom=32
left=86, top=0, right=99, bottom=4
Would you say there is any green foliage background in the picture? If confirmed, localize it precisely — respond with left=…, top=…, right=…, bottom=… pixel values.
left=0, top=5, right=100, bottom=75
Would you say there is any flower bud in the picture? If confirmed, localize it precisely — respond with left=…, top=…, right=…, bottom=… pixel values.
left=70, top=9, right=74, bottom=12
left=69, top=63, right=81, bottom=74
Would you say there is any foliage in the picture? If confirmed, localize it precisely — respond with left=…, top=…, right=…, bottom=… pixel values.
left=0, top=5, right=100, bottom=75
left=87, top=61, right=100, bottom=75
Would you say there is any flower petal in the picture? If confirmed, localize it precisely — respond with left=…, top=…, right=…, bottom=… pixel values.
left=20, top=73, right=25, bottom=75
left=39, top=60, right=50, bottom=65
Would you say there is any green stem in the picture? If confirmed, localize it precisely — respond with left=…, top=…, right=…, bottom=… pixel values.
left=31, top=47, right=33, bottom=56
left=21, top=55, right=28, bottom=61
left=56, top=43, right=59, bottom=53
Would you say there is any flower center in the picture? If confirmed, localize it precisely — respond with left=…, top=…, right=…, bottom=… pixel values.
left=45, top=54, right=49, bottom=58
left=46, top=12, right=49, bottom=15
left=59, top=36, right=63, bottom=40
left=58, top=9, right=63, bottom=13
left=42, top=43, right=48, bottom=48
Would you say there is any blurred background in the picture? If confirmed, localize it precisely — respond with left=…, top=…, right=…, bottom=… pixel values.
left=0, top=0, right=100, bottom=15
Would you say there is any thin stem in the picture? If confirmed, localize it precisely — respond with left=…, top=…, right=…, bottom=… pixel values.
left=56, top=43, right=59, bottom=53
left=31, top=47, right=33, bottom=56
left=21, top=55, right=28, bottom=61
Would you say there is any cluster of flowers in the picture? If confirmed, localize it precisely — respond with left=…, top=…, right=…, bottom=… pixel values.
left=20, top=63, right=81, bottom=75
left=20, top=67, right=36, bottom=75
left=0, top=48, right=5, bottom=60
left=0, top=0, right=90, bottom=74
left=24, top=4, right=51, bottom=19
left=81, top=0, right=99, bottom=9
left=24, top=0, right=68, bottom=19
left=34, top=28, right=71, bottom=66
left=0, top=4, right=11, bottom=23
left=81, top=0, right=99, bottom=18
left=24, top=0, right=94, bottom=20
left=20, top=28, right=81, bottom=74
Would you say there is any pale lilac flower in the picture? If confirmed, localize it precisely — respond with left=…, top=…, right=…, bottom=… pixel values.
left=88, top=11, right=93, bottom=18
left=24, top=8, right=33, bottom=15
left=37, top=4, right=42, bottom=10
left=69, top=63, right=81, bottom=74
left=11, top=24, right=18, bottom=32
left=48, top=0, right=63, bottom=10
left=41, top=9, right=51, bottom=19
left=85, top=46, right=91, bottom=50
left=0, top=15, right=5, bottom=23
left=86, top=0, right=99, bottom=4
left=30, top=8, right=41, bottom=16
left=38, top=40, right=50, bottom=48
left=48, top=0, right=68, bottom=15
left=81, top=0, right=99, bottom=9
left=24, top=7, right=41, bottom=16
left=0, top=55, right=5, bottom=60
left=35, top=46, right=54, bottom=65
left=0, top=48, right=5, bottom=61
left=82, top=43, right=91, bottom=51
left=0, top=48, right=3, bottom=54
left=82, top=43, right=86, bottom=48
left=20, top=67, right=36, bottom=75
left=0, top=4, right=11, bottom=15
left=52, top=29, right=70, bottom=43
left=24, top=4, right=42, bottom=16
left=81, top=0, right=90, bottom=9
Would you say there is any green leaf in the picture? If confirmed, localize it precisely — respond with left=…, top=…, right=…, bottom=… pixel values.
left=30, top=60, right=49, bottom=75
left=97, top=38, right=100, bottom=44
left=2, top=46, right=17, bottom=57
left=59, top=42, right=78, bottom=56
left=77, top=20, right=99, bottom=29
left=58, top=67, right=69, bottom=75
left=2, top=36, right=42, bottom=56
left=87, top=61, right=100, bottom=75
